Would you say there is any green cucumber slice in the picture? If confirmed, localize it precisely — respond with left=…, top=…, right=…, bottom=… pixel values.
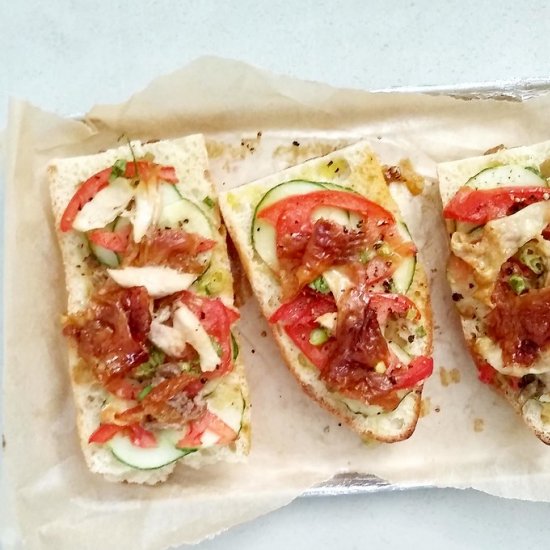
left=393, top=256, right=416, bottom=294
left=391, top=223, right=416, bottom=294
left=252, top=180, right=325, bottom=270
left=466, top=165, right=546, bottom=190
left=158, top=197, right=213, bottom=239
left=159, top=182, right=183, bottom=207
left=89, top=241, right=119, bottom=268
left=88, top=220, right=119, bottom=268
left=320, top=182, right=359, bottom=194
left=88, top=217, right=133, bottom=268
left=108, top=430, right=196, bottom=470
left=114, top=216, right=132, bottom=232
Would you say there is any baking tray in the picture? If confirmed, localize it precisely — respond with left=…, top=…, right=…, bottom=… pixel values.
left=304, top=77, right=550, bottom=497
left=2, top=79, right=549, bottom=503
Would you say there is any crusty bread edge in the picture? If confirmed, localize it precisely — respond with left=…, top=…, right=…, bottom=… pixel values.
left=437, top=140, right=550, bottom=445
left=49, top=136, right=251, bottom=484
left=219, top=141, right=433, bottom=442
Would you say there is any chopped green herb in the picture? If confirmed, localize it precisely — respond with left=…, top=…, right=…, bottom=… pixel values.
left=509, top=274, right=527, bottom=295
left=231, top=332, right=239, bottom=360
left=203, top=196, right=215, bottom=208
left=308, top=276, right=330, bottom=294
left=309, top=327, right=329, bottom=346
left=415, top=325, right=427, bottom=338
left=525, top=166, right=543, bottom=177
left=137, top=385, right=153, bottom=401
left=359, top=250, right=374, bottom=264
left=133, top=347, right=165, bottom=378
left=126, top=137, right=139, bottom=180
left=519, top=246, right=544, bottom=275
left=109, top=159, right=127, bottom=182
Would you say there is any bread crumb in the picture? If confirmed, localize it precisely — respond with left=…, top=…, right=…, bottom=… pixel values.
left=474, top=418, right=484, bottom=432
left=383, top=158, right=425, bottom=195
left=450, top=368, right=461, bottom=384
left=483, top=144, right=506, bottom=155
left=420, top=397, right=431, bottom=417
left=440, top=367, right=461, bottom=387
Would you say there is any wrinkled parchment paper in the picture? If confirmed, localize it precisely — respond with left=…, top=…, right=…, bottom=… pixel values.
left=3, top=57, right=550, bottom=550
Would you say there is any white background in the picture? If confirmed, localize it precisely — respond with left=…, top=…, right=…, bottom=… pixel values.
left=2, top=1, right=550, bottom=548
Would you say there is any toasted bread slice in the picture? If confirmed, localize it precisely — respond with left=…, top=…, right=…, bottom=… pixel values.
left=219, top=141, right=433, bottom=442
left=49, top=136, right=250, bottom=483
left=438, top=140, right=550, bottom=444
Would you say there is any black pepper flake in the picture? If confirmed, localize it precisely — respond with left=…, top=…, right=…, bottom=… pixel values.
left=452, top=292, right=464, bottom=302
left=261, top=330, right=267, bottom=337
left=468, top=283, right=475, bottom=289
left=328, top=160, right=333, bottom=167
left=257, top=131, right=262, bottom=138
left=338, top=423, right=342, bottom=427
left=434, top=406, right=440, bottom=413
left=200, top=378, right=207, bottom=384
left=382, top=280, right=392, bottom=292
left=251, top=349, right=256, bottom=354
left=292, top=140, right=300, bottom=147
left=335, top=167, right=340, bottom=173
left=408, top=335, right=415, bottom=343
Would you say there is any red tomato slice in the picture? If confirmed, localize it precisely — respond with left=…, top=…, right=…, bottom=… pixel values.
left=179, top=292, right=239, bottom=378
left=392, top=356, right=433, bottom=389
left=177, top=411, right=237, bottom=448
left=443, top=186, right=549, bottom=224
left=88, top=422, right=157, bottom=448
left=60, top=161, right=178, bottom=233
left=127, top=424, right=157, bottom=448
left=270, top=289, right=337, bottom=369
left=271, top=289, right=426, bottom=383
left=258, top=190, right=394, bottom=229
left=124, top=161, right=178, bottom=183
left=60, top=168, right=111, bottom=232
left=88, top=223, right=131, bottom=252
left=88, top=423, right=124, bottom=444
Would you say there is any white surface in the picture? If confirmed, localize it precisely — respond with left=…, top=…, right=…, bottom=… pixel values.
left=2, top=1, right=550, bottom=549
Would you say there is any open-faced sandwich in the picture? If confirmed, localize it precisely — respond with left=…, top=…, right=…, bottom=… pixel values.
left=49, top=136, right=250, bottom=484
left=219, top=142, right=433, bottom=442
left=438, top=140, right=550, bottom=443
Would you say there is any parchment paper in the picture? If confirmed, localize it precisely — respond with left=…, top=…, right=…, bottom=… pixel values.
left=2, top=57, right=550, bottom=550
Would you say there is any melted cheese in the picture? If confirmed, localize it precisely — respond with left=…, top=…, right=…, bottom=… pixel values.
left=451, top=202, right=550, bottom=294
left=475, top=335, right=550, bottom=376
